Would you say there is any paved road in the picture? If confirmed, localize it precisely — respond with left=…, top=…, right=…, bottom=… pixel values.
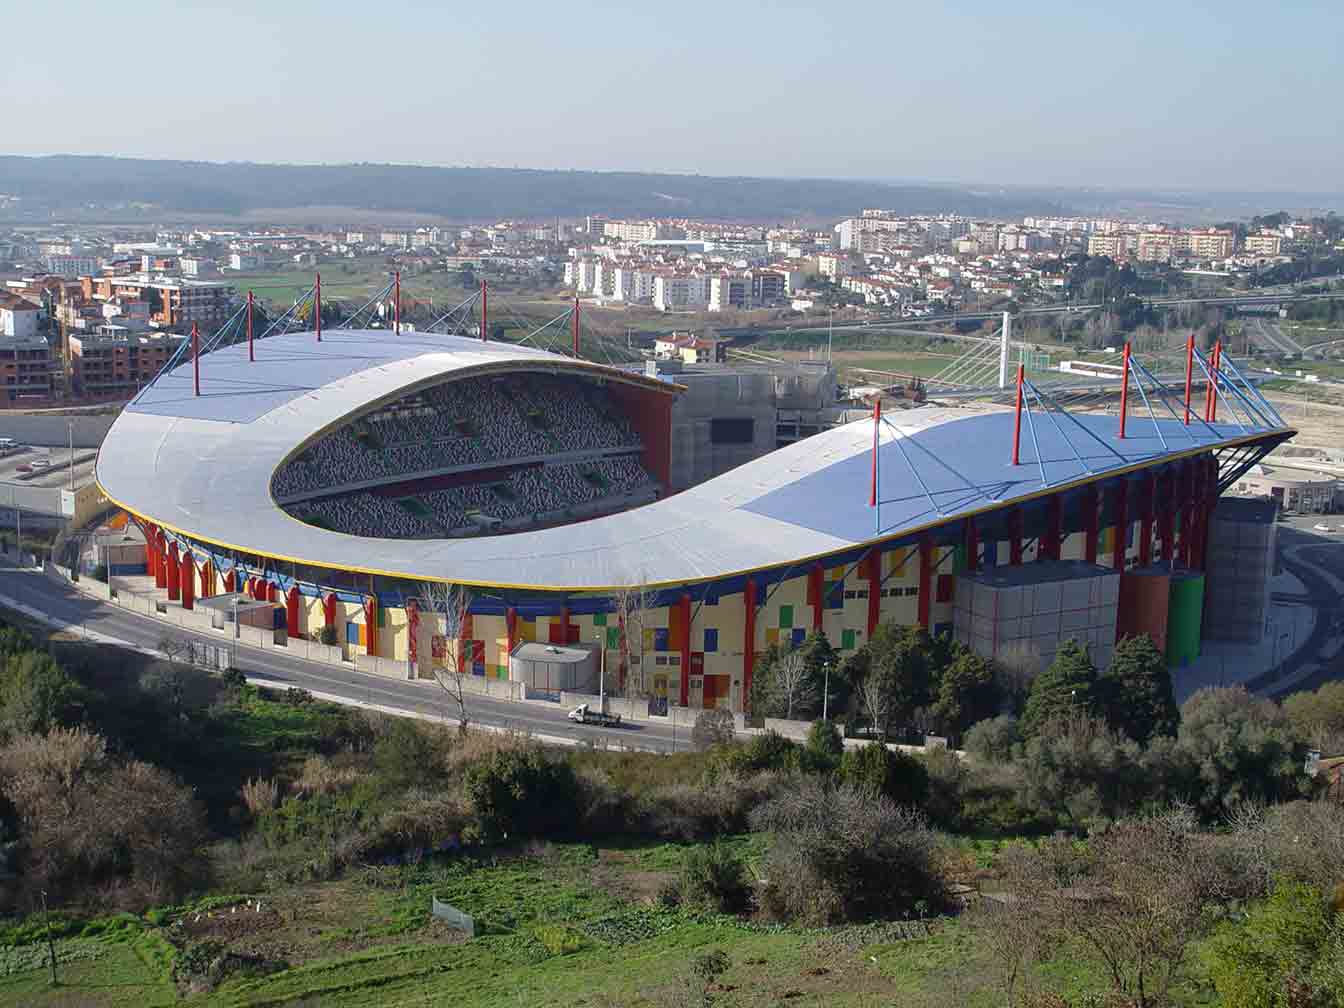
left=1248, top=518, right=1344, bottom=696
left=0, top=559, right=688, bottom=753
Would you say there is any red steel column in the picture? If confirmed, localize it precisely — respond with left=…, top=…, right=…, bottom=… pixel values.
left=1158, top=471, right=1176, bottom=565
left=393, top=272, right=401, bottom=335
left=480, top=280, right=488, bottom=341
left=1118, top=342, right=1131, bottom=439
left=247, top=291, right=255, bottom=361
left=314, top=273, right=322, bottom=342
left=406, top=599, right=419, bottom=670
left=142, top=523, right=156, bottom=575
left=155, top=532, right=169, bottom=589
left=1139, top=471, right=1155, bottom=567
left=1009, top=507, right=1023, bottom=565
left=917, top=536, right=932, bottom=629
left=809, top=563, right=823, bottom=632
left=677, top=592, right=692, bottom=707
left=1084, top=485, right=1099, bottom=563
left=266, top=581, right=278, bottom=605
left=179, top=552, right=194, bottom=611
left=223, top=568, right=236, bottom=593
left=191, top=322, right=200, bottom=396
left=1045, top=494, right=1062, bottom=561
left=201, top=559, right=214, bottom=597
left=323, top=593, right=337, bottom=636
left=743, top=577, right=757, bottom=710
left=364, top=595, right=378, bottom=657
left=865, top=550, right=882, bottom=636
left=505, top=606, right=517, bottom=660
left=965, top=518, right=979, bottom=573
left=166, top=541, right=180, bottom=600
left=1111, top=481, right=1128, bottom=571
left=286, top=586, right=300, bottom=637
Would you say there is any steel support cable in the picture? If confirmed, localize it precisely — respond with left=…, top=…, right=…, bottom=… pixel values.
left=1129, top=356, right=1222, bottom=443
left=1026, top=379, right=1128, bottom=465
left=1026, top=382, right=1095, bottom=476
left=1190, top=349, right=1250, bottom=433
left=259, top=283, right=316, bottom=341
left=336, top=278, right=397, bottom=330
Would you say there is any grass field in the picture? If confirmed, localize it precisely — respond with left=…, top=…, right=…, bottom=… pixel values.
left=0, top=838, right=1224, bottom=1008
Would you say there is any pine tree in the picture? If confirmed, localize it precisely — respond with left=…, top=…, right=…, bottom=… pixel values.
left=1021, top=639, right=1097, bottom=738
left=1099, top=634, right=1179, bottom=743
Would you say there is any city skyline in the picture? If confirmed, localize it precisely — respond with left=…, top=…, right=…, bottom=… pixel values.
left=3, top=0, right=1341, bottom=193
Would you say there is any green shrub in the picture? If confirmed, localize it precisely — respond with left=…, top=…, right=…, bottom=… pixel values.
left=752, top=781, right=943, bottom=925
left=637, top=771, right=790, bottom=841
left=714, top=731, right=799, bottom=775
left=462, top=747, right=578, bottom=843
left=964, top=714, right=1020, bottom=763
left=801, top=720, right=844, bottom=772
left=680, top=841, right=751, bottom=914
left=373, top=720, right=443, bottom=791
left=839, top=742, right=929, bottom=808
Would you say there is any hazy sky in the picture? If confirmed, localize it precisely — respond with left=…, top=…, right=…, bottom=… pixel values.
left=4, top=0, right=1340, bottom=191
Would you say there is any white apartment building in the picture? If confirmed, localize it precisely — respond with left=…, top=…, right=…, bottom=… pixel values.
left=565, top=259, right=599, bottom=292
left=1243, top=233, right=1283, bottom=256
left=602, top=220, right=678, bottom=243
left=591, top=260, right=618, bottom=298
left=817, top=252, right=851, bottom=281
left=707, top=274, right=751, bottom=313
left=44, top=255, right=100, bottom=278
left=0, top=299, right=40, bottom=339
left=179, top=257, right=218, bottom=277
left=1087, top=233, right=1134, bottom=258
left=653, top=274, right=709, bottom=312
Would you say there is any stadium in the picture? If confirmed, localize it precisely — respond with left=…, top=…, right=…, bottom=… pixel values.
left=95, top=322, right=1295, bottom=714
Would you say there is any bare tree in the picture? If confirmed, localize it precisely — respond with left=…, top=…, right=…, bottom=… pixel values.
left=858, top=669, right=890, bottom=739
left=773, top=648, right=816, bottom=721
left=417, top=582, right=473, bottom=732
left=612, top=572, right=658, bottom=700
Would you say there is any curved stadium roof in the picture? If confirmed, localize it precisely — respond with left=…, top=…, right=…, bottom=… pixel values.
left=96, top=330, right=1290, bottom=592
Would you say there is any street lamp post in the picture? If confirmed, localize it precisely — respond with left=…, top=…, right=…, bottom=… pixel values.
left=822, top=661, right=832, bottom=721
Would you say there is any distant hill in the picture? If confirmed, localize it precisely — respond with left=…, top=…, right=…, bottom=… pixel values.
left=0, top=155, right=1067, bottom=222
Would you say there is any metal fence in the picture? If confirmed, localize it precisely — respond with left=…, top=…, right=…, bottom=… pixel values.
left=430, top=898, right=475, bottom=936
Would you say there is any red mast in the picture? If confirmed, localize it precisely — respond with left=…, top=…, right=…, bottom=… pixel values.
left=572, top=296, right=580, bottom=357
left=869, top=398, right=881, bottom=506
left=246, top=290, right=254, bottom=362
left=1208, top=341, right=1221, bottom=423
left=314, top=273, right=321, bottom=342
left=480, top=279, right=488, bottom=341
left=1183, top=334, right=1193, bottom=424
left=393, top=272, right=401, bottom=334
left=191, top=322, right=200, bottom=396
left=1012, top=364, right=1024, bottom=465
left=1118, top=341, right=1131, bottom=439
